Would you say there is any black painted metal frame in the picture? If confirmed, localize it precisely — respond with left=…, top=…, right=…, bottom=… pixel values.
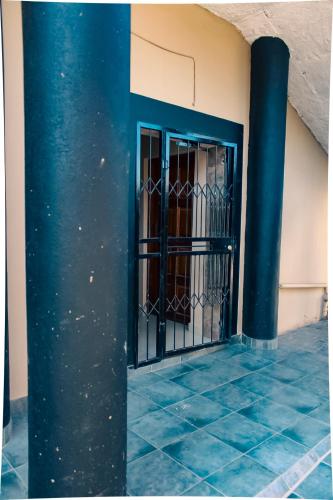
left=128, top=94, right=244, bottom=368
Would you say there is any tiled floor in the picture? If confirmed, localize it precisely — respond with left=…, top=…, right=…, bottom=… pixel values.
left=127, top=320, right=331, bottom=497
left=1, top=320, right=331, bottom=498
left=289, top=456, right=332, bottom=499
left=1, top=399, right=28, bottom=499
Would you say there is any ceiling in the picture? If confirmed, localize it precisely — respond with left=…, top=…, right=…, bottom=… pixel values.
left=202, top=2, right=332, bottom=152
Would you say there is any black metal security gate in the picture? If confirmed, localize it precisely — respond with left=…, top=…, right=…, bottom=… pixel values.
left=135, top=124, right=238, bottom=367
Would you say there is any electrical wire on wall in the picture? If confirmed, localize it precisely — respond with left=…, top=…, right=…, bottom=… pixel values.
left=131, top=32, right=196, bottom=107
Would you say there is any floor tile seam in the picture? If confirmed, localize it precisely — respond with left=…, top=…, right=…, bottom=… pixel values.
left=154, top=412, right=276, bottom=462
left=203, top=453, right=280, bottom=497
left=255, top=435, right=331, bottom=498
left=13, top=464, right=28, bottom=489
left=163, top=389, right=263, bottom=420
left=126, top=446, right=159, bottom=467
left=230, top=428, right=281, bottom=456
left=262, top=389, right=323, bottom=413
left=131, top=351, right=282, bottom=394
left=161, top=390, right=234, bottom=415
left=202, top=424, right=281, bottom=460
left=243, top=428, right=315, bottom=472
left=132, top=375, right=265, bottom=416
left=0, top=467, right=15, bottom=480
left=126, top=448, right=202, bottom=496
left=0, top=465, right=28, bottom=492
left=127, top=422, right=165, bottom=451
left=157, top=405, right=206, bottom=431
left=321, top=453, right=332, bottom=466
left=196, top=450, right=253, bottom=486
left=154, top=407, right=272, bottom=486
left=256, top=431, right=312, bottom=455
left=236, top=394, right=307, bottom=425
left=128, top=411, right=198, bottom=449
left=268, top=453, right=330, bottom=499
left=129, top=390, right=227, bottom=428
left=127, top=386, right=167, bottom=406
left=152, top=391, right=198, bottom=410
left=128, top=386, right=196, bottom=414
left=291, top=373, right=330, bottom=391
left=179, top=479, right=222, bottom=496
left=307, top=415, right=331, bottom=427
left=155, top=447, right=206, bottom=488
left=1, top=454, right=16, bottom=474
left=230, top=372, right=289, bottom=394
left=198, top=399, right=275, bottom=436
left=174, top=365, right=273, bottom=395
left=160, top=441, right=241, bottom=483
left=159, top=392, right=268, bottom=434
left=127, top=398, right=165, bottom=423
left=251, top=366, right=307, bottom=387
left=289, top=372, right=328, bottom=388
left=313, top=371, right=331, bottom=383
left=159, top=365, right=203, bottom=379
left=281, top=423, right=331, bottom=448
left=170, top=377, right=233, bottom=396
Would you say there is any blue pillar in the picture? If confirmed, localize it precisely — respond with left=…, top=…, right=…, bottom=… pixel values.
left=22, top=3, right=130, bottom=497
left=243, top=37, right=289, bottom=349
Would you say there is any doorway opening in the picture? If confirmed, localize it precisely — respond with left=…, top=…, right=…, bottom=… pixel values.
left=135, top=125, right=238, bottom=367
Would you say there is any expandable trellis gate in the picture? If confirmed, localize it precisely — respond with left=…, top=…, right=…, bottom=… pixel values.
left=135, top=125, right=237, bottom=366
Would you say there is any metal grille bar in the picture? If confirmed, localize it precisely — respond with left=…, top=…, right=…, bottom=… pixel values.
left=136, top=126, right=236, bottom=366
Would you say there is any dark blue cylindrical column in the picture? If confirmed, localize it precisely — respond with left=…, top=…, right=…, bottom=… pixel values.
left=243, top=37, right=289, bottom=348
left=22, top=3, right=130, bottom=497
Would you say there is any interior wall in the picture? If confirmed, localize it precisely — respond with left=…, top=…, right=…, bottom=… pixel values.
left=2, top=0, right=27, bottom=400
left=1, top=2, right=328, bottom=400
left=279, top=105, right=328, bottom=331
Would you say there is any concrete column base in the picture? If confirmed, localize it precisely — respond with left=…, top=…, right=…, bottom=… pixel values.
left=241, top=333, right=278, bottom=350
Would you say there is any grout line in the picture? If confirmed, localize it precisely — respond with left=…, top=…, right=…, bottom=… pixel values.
left=256, top=435, right=331, bottom=498
left=13, top=464, right=28, bottom=490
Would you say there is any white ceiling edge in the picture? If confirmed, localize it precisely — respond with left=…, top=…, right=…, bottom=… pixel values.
left=201, top=2, right=332, bottom=153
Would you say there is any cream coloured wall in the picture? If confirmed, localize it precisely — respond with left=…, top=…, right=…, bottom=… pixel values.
left=279, top=105, right=328, bottom=331
left=131, top=3, right=328, bottom=336
left=131, top=4, right=251, bottom=333
left=2, top=3, right=328, bottom=399
left=2, top=0, right=27, bottom=400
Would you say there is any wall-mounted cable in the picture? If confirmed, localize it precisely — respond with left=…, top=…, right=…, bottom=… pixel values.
left=131, top=32, right=196, bottom=107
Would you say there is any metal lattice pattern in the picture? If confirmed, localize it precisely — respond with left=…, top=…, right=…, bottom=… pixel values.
left=136, top=127, right=235, bottom=365
left=166, top=288, right=230, bottom=311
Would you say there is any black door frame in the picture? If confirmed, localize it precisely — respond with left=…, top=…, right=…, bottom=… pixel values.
left=128, top=94, right=244, bottom=367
